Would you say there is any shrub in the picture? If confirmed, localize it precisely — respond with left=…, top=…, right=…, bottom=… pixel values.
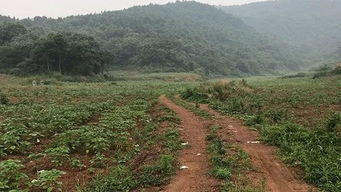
left=31, top=169, right=65, bottom=192
left=82, top=166, right=135, bottom=192
left=90, top=153, right=107, bottom=168
left=212, top=167, right=231, bottom=180
left=0, top=160, right=28, bottom=190
left=44, top=146, right=70, bottom=167
left=182, top=87, right=208, bottom=102
left=137, top=155, right=176, bottom=186
left=0, top=91, right=9, bottom=105
left=324, top=112, right=341, bottom=132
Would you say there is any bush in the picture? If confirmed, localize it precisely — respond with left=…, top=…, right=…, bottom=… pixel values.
left=44, top=146, right=70, bottom=167
left=137, top=155, right=176, bottom=186
left=82, top=166, right=135, bottom=192
left=0, top=160, right=28, bottom=190
left=31, top=169, right=65, bottom=192
left=0, top=91, right=9, bottom=105
left=182, top=87, right=209, bottom=102
left=324, top=112, right=341, bottom=132
left=212, top=167, right=231, bottom=180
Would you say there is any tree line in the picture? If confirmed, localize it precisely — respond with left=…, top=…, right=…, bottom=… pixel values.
left=0, top=22, right=107, bottom=75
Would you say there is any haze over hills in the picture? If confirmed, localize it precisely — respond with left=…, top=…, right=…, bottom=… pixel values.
left=0, top=1, right=305, bottom=76
left=0, top=1, right=340, bottom=76
left=222, top=0, right=341, bottom=65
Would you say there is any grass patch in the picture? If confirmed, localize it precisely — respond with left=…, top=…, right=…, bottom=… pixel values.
left=206, top=125, right=264, bottom=191
left=170, top=96, right=213, bottom=119
left=182, top=77, right=341, bottom=191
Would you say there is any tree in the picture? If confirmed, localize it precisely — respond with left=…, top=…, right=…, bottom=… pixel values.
left=0, top=22, right=27, bottom=45
left=30, top=33, right=67, bottom=73
left=25, top=33, right=106, bottom=75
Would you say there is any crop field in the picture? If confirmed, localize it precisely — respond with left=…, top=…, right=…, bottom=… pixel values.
left=1, top=1, right=341, bottom=191
left=0, top=75, right=196, bottom=191
left=0, top=74, right=340, bottom=192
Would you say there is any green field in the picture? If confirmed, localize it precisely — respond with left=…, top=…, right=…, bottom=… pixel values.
left=0, top=74, right=340, bottom=191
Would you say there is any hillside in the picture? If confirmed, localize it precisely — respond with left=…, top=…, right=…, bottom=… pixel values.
left=222, top=0, right=341, bottom=65
left=0, top=2, right=303, bottom=76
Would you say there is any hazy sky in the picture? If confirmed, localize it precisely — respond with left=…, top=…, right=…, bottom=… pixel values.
left=0, top=0, right=267, bottom=19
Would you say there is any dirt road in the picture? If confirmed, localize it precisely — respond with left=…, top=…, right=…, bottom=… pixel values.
left=159, top=95, right=314, bottom=192
left=159, top=96, right=218, bottom=192
left=200, top=104, right=314, bottom=192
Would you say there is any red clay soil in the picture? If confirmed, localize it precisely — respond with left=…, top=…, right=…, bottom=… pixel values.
left=159, top=96, right=219, bottom=192
left=200, top=104, right=315, bottom=192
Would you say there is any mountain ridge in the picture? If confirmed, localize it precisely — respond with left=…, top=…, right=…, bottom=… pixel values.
left=222, top=0, right=341, bottom=65
left=0, top=1, right=312, bottom=76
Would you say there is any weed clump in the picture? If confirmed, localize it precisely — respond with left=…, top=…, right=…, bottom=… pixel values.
left=0, top=90, right=9, bottom=105
left=260, top=122, right=341, bottom=191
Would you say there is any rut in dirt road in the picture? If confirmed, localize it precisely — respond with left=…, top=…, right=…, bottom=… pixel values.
left=159, top=96, right=218, bottom=192
left=200, top=104, right=315, bottom=192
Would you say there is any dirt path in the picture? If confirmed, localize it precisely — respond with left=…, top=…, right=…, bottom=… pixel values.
left=200, top=104, right=314, bottom=192
left=159, top=96, right=218, bottom=192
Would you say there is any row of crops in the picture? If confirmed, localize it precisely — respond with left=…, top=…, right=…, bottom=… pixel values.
left=0, top=79, right=191, bottom=191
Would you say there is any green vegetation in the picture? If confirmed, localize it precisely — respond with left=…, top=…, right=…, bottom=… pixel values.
left=0, top=2, right=307, bottom=76
left=182, top=76, right=341, bottom=191
left=31, top=169, right=65, bottom=192
left=207, top=125, right=232, bottom=180
left=206, top=125, right=265, bottom=192
left=222, top=0, right=341, bottom=66
left=0, top=160, right=27, bottom=191
left=0, top=1, right=340, bottom=191
left=83, top=103, right=182, bottom=191
left=0, top=22, right=107, bottom=75
left=170, top=96, right=213, bottom=119
left=313, top=64, right=341, bottom=79
left=0, top=71, right=339, bottom=191
left=0, top=75, right=188, bottom=191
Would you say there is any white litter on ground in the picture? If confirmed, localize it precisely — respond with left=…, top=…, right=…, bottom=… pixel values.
left=247, top=141, right=260, bottom=144
left=196, top=153, right=201, bottom=156
left=180, top=166, right=189, bottom=169
left=181, top=142, right=189, bottom=146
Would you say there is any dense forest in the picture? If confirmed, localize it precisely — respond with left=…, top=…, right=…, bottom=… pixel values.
left=0, top=1, right=307, bottom=76
left=0, top=1, right=340, bottom=76
left=0, top=22, right=107, bottom=75
left=222, top=0, right=341, bottom=64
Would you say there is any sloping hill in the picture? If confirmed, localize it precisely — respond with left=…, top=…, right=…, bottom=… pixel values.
left=1, top=2, right=303, bottom=76
left=222, top=0, right=341, bottom=65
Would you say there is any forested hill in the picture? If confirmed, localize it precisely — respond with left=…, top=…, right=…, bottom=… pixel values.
left=222, top=0, right=341, bottom=65
left=1, top=1, right=305, bottom=76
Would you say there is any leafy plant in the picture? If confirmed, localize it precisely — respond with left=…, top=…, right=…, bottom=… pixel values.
left=212, top=167, right=231, bottom=180
left=137, top=155, right=176, bottom=186
left=45, top=146, right=70, bottom=166
left=0, top=160, right=28, bottom=190
left=31, top=169, right=65, bottom=192
left=70, top=158, right=86, bottom=170
left=90, top=153, right=107, bottom=168
left=83, top=166, right=135, bottom=192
